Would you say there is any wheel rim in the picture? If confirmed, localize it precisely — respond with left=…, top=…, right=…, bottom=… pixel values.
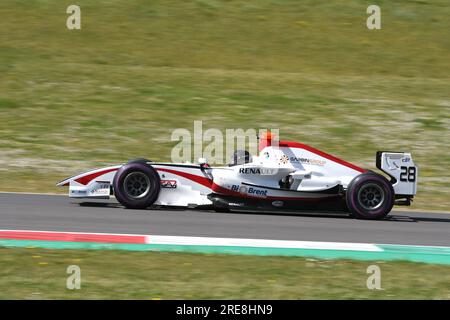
left=357, top=183, right=385, bottom=210
left=123, top=172, right=150, bottom=199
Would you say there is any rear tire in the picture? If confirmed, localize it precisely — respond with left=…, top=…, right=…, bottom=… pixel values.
left=113, top=162, right=160, bottom=209
left=346, top=172, right=394, bottom=220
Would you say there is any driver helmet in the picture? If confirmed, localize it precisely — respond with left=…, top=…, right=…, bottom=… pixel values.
left=231, top=150, right=251, bottom=166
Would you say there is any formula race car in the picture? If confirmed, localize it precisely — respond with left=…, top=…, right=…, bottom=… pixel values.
left=57, top=133, right=418, bottom=219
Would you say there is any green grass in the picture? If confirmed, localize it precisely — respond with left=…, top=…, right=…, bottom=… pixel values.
left=0, top=0, right=449, bottom=211
left=0, top=247, right=449, bottom=299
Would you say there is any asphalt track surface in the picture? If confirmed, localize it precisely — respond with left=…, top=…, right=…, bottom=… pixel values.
left=0, top=193, right=449, bottom=246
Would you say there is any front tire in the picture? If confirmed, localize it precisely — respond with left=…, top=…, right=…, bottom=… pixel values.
left=346, top=172, right=394, bottom=220
left=113, top=162, right=160, bottom=209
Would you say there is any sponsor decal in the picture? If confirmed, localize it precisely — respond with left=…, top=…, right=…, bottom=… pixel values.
left=161, top=179, right=177, bottom=188
left=288, top=156, right=326, bottom=166
left=238, top=168, right=277, bottom=175
left=71, top=190, right=87, bottom=195
left=278, top=154, right=289, bottom=165
left=231, top=184, right=268, bottom=198
left=272, top=200, right=284, bottom=207
left=274, top=153, right=325, bottom=167
left=90, top=183, right=110, bottom=195
left=247, top=187, right=268, bottom=197
left=263, top=152, right=270, bottom=159
left=238, top=185, right=246, bottom=193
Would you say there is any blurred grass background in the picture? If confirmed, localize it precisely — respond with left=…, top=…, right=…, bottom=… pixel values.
left=0, top=0, right=449, bottom=210
left=1, top=247, right=449, bottom=299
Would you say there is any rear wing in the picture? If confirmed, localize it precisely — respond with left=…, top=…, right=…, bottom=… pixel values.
left=376, top=151, right=418, bottom=196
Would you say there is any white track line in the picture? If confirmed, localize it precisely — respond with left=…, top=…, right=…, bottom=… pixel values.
left=0, top=229, right=382, bottom=252
left=145, top=235, right=383, bottom=251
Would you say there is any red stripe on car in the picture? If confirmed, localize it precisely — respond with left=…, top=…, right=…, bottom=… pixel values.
left=156, top=168, right=213, bottom=188
left=75, top=168, right=118, bottom=185
left=278, top=140, right=366, bottom=173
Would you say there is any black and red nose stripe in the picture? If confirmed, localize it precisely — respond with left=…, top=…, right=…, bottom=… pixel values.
left=64, top=166, right=213, bottom=188
left=74, top=168, right=119, bottom=185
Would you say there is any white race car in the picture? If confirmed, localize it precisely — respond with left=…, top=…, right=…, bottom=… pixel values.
left=57, top=133, right=418, bottom=219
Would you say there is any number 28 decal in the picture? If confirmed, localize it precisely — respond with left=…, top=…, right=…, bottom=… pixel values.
left=400, top=166, right=416, bottom=182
